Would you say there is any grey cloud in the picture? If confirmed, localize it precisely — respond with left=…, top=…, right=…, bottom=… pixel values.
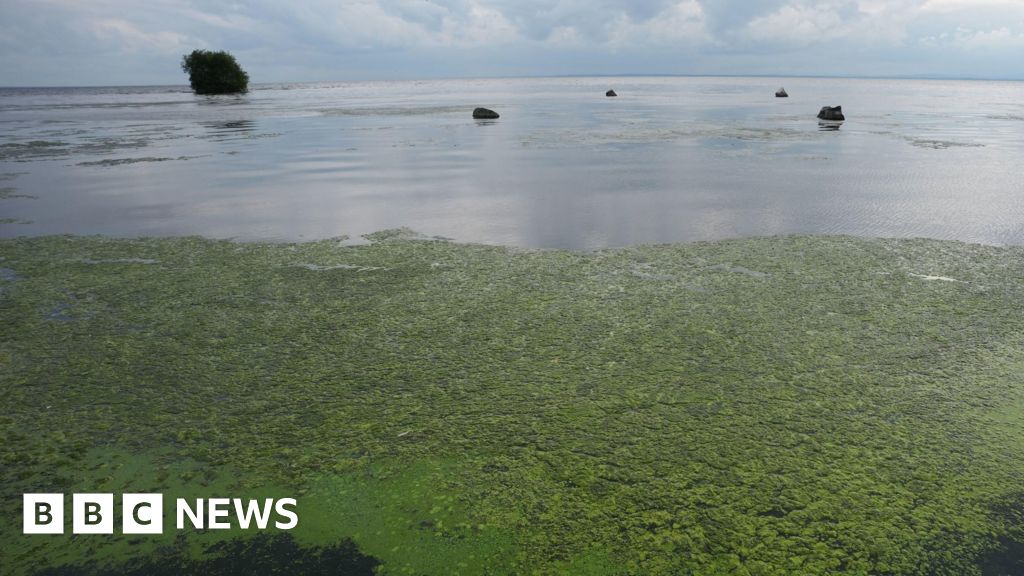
left=492, top=0, right=681, bottom=39
left=2, top=0, right=1024, bottom=85
left=696, top=0, right=790, bottom=32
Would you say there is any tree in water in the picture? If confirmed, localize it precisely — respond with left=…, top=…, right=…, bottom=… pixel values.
left=181, top=49, right=249, bottom=95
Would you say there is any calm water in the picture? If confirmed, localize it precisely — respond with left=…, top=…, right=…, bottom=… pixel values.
left=1, top=76, right=1022, bottom=249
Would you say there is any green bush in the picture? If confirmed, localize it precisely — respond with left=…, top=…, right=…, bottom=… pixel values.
left=181, top=49, right=250, bottom=95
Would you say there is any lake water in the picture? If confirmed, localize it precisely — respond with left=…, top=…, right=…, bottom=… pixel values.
left=1, top=76, right=1022, bottom=249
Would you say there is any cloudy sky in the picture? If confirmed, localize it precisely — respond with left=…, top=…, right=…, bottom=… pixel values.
left=2, top=0, right=1023, bottom=86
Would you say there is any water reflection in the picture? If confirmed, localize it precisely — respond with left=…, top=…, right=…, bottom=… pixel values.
left=201, top=119, right=258, bottom=142
left=203, top=119, right=256, bottom=133
left=195, top=94, right=250, bottom=107
left=818, top=121, right=842, bottom=132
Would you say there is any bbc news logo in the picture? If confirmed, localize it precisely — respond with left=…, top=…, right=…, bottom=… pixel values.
left=23, top=494, right=298, bottom=534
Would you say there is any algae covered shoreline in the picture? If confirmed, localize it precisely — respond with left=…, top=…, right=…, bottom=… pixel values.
left=2, top=231, right=1024, bottom=575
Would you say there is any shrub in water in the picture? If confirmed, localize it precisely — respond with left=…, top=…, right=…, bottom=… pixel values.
left=180, top=49, right=249, bottom=95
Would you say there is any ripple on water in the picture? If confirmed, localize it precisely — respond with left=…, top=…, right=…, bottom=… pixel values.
left=75, top=156, right=200, bottom=167
left=318, top=105, right=473, bottom=117
left=0, top=140, right=69, bottom=161
left=0, top=185, right=36, bottom=199
left=906, top=137, right=984, bottom=150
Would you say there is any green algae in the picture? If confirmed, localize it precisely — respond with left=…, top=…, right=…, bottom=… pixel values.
left=31, top=533, right=380, bottom=576
left=299, top=459, right=517, bottom=575
left=2, top=233, right=1024, bottom=575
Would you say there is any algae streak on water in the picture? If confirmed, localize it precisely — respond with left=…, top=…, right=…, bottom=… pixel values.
left=2, top=232, right=1024, bottom=575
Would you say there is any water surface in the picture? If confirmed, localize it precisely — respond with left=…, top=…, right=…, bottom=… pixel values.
left=1, top=77, right=1022, bottom=249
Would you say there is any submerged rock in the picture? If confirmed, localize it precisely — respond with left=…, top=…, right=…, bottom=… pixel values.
left=472, top=107, right=499, bottom=119
left=606, top=90, right=617, bottom=97
left=817, top=105, right=845, bottom=121
left=776, top=87, right=788, bottom=97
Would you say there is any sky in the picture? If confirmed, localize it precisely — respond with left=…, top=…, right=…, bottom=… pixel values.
left=1, top=0, right=1023, bottom=86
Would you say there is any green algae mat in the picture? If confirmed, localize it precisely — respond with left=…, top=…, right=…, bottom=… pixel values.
left=2, top=231, right=1024, bottom=575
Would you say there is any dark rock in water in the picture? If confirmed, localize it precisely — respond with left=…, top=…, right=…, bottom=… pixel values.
left=606, top=90, right=617, bottom=97
left=775, top=87, right=788, bottom=98
left=817, top=106, right=845, bottom=121
left=472, top=107, right=499, bottom=119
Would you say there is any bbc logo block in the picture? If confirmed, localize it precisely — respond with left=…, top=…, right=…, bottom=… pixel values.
left=73, top=493, right=114, bottom=534
left=24, top=493, right=163, bottom=535
left=23, top=493, right=297, bottom=534
left=123, top=493, right=163, bottom=534
left=23, top=494, right=64, bottom=534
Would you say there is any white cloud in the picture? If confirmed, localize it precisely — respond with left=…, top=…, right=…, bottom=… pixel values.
left=745, top=3, right=846, bottom=44
left=641, top=1, right=711, bottom=45
left=278, top=0, right=521, bottom=50
left=953, top=26, right=1024, bottom=48
left=920, top=0, right=1024, bottom=13
left=528, top=0, right=709, bottom=49
left=741, top=0, right=922, bottom=46
left=438, top=2, right=521, bottom=46
left=84, top=18, right=192, bottom=54
left=545, top=25, right=583, bottom=47
left=178, top=8, right=261, bottom=32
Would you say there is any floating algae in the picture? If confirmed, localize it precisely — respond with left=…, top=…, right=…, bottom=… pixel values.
left=0, top=140, right=70, bottom=161
left=75, top=156, right=200, bottom=167
left=906, top=138, right=985, bottom=150
left=707, top=262, right=771, bottom=278
left=77, top=258, right=161, bottom=265
left=31, top=533, right=381, bottom=576
left=0, top=187, right=38, bottom=200
left=2, top=233, right=1024, bottom=575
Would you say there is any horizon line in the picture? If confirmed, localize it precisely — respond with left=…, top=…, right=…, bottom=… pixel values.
left=2, top=71, right=1022, bottom=90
